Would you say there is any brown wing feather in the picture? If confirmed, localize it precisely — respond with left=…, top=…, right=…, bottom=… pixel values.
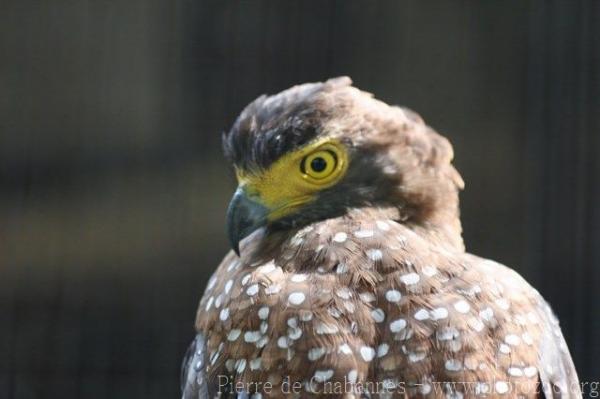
left=536, top=302, right=581, bottom=398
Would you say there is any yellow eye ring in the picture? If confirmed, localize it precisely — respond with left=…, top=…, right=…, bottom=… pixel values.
left=301, top=148, right=338, bottom=181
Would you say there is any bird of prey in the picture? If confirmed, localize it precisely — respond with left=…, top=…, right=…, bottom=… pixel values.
left=182, top=77, right=581, bottom=398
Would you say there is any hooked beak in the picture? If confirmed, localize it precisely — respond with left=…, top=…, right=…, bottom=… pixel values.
left=226, top=187, right=269, bottom=255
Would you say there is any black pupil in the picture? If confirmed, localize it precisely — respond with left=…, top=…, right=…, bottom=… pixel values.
left=310, top=157, right=327, bottom=172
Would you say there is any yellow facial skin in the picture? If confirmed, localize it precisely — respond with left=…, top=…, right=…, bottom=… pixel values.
left=235, top=138, right=349, bottom=221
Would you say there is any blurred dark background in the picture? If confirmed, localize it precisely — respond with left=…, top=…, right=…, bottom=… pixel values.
left=1, top=1, right=599, bottom=398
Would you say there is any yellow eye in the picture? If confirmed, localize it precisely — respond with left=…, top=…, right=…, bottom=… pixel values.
left=301, top=149, right=338, bottom=180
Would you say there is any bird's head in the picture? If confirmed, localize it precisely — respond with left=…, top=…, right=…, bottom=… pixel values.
left=223, top=77, right=464, bottom=255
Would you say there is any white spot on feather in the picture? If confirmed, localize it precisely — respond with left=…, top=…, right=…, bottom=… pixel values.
left=359, top=292, right=376, bottom=302
left=300, top=311, right=313, bottom=321
left=390, top=318, right=407, bottom=332
left=277, top=336, right=289, bottom=348
left=258, top=306, right=269, bottom=320
left=505, top=334, right=521, bottom=346
left=480, top=307, right=494, bottom=321
left=235, top=359, right=246, bottom=373
left=244, top=331, right=262, bottom=343
left=227, top=329, right=241, bottom=341
left=454, top=300, right=471, bottom=313
left=255, top=336, right=268, bottom=348
left=437, top=326, right=459, bottom=341
left=360, top=346, right=375, bottom=362
left=376, top=220, right=390, bottom=231
left=445, top=359, right=462, bottom=371
left=227, top=260, right=239, bottom=272
left=420, top=383, right=432, bottom=395
left=249, top=358, right=262, bottom=370
left=316, top=322, right=339, bottom=335
left=246, top=284, right=259, bottom=296
left=354, top=229, right=374, bottom=238
left=288, top=292, right=306, bottom=305
left=377, top=343, right=389, bottom=357
left=224, top=280, right=233, bottom=294
left=257, top=262, right=276, bottom=274
left=347, top=370, right=358, bottom=383
left=206, top=276, right=217, bottom=291
left=333, top=232, right=347, bottom=243
left=495, top=381, right=509, bottom=394
left=422, top=266, right=438, bottom=277
left=409, top=351, right=427, bottom=363
left=400, top=273, right=420, bottom=285
left=219, top=308, right=229, bottom=321
left=308, top=347, right=326, bottom=361
left=336, top=263, right=348, bottom=274
left=291, top=274, right=307, bottom=282
left=468, top=318, right=485, bottom=332
left=260, top=322, right=268, bottom=334
left=508, top=367, right=523, bottom=377
left=495, top=298, right=510, bottom=310
left=414, top=309, right=430, bottom=320
left=288, top=327, right=302, bottom=340
left=205, top=296, right=214, bottom=311
left=366, top=249, right=383, bottom=261
left=371, top=308, right=385, bottom=323
left=431, top=307, right=448, bottom=320
left=313, top=369, right=334, bottom=382
left=522, top=332, right=534, bottom=345
left=214, top=294, right=223, bottom=308
left=265, top=284, right=281, bottom=295
left=385, top=290, right=401, bottom=302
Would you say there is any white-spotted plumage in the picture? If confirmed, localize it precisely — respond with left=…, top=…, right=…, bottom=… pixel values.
left=188, top=78, right=580, bottom=399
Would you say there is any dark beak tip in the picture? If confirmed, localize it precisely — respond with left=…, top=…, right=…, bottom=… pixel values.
left=227, top=226, right=242, bottom=257
left=226, top=188, right=269, bottom=256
